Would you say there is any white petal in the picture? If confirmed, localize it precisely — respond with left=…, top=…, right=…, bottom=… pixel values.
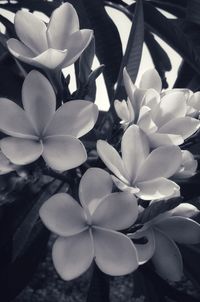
left=33, top=48, right=68, bottom=70
left=14, top=10, right=47, bottom=53
left=123, top=68, right=136, bottom=105
left=42, top=135, right=87, bottom=171
left=0, top=151, right=16, bottom=174
left=111, top=175, right=140, bottom=194
left=174, top=150, right=197, bottom=178
left=52, top=231, right=94, bottom=281
left=0, top=98, right=36, bottom=139
left=157, top=216, right=200, bottom=244
left=121, top=125, right=149, bottom=182
left=7, top=38, right=35, bottom=58
left=153, top=91, right=187, bottom=127
left=92, top=192, right=138, bottom=230
left=45, top=101, right=98, bottom=138
left=123, top=69, right=145, bottom=120
left=137, top=178, right=180, bottom=200
left=62, top=29, right=93, bottom=67
left=114, top=99, right=132, bottom=123
left=152, top=228, right=183, bottom=281
left=0, top=137, right=43, bottom=165
left=93, top=227, right=138, bottom=276
left=171, top=203, right=199, bottom=218
left=159, top=117, right=200, bottom=140
left=97, top=140, right=128, bottom=182
left=136, top=145, right=182, bottom=182
left=39, top=193, right=87, bottom=236
left=79, top=168, right=113, bottom=214
left=142, top=89, right=160, bottom=110
left=22, top=70, right=56, bottom=136
left=188, top=91, right=200, bottom=111
left=130, top=228, right=155, bottom=264
left=137, top=106, right=158, bottom=133
left=47, top=3, right=79, bottom=49
left=139, top=69, right=162, bottom=93
left=8, top=45, right=68, bottom=69
left=148, top=132, right=183, bottom=148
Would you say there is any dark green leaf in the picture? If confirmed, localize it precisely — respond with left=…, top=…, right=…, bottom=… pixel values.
left=145, top=29, right=171, bottom=88
left=186, top=0, right=200, bottom=25
left=0, top=14, right=16, bottom=37
left=80, top=0, right=123, bottom=100
left=115, top=0, right=144, bottom=100
left=79, top=37, right=95, bottom=84
left=87, top=264, right=110, bottom=302
left=129, top=3, right=200, bottom=77
left=11, top=179, right=62, bottom=262
left=0, top=222, right=49, bottom=302
left=138, top=197, right=182, bottom=224
left=141, top=264, right=200, bottom=302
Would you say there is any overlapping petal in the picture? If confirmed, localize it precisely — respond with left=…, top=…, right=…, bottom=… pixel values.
left=152, top=228, right=183, bottom=281
left=131, top=228, right=155, bottom=264
left=45, top=101, right=98, bottom=138
left=97, top=140, right=128, bottom=182
left=0, top=137, right=43, bottom=165
left=7, top=38, right=35, bottom=58
left=156, top=216, right=200, bottom=244
left=137, top=178, right=179, bottom=200
left=79, top=168, right=113, bottom=213
left=153, top=91, right=187, bottom=128
left=0, top=151, right=16, bottom=174
left=121, top=125, right=149, bottom=182
left=42, top=135, right=87, bottom=171
left=171, top=203, right=199, bottom=218
left=31, top=48, right=68, bottom=70
left=159, top=117, right=200, bottom=139
left=0, top=98, right=37, bottom=139
left=92, top=192, right=138, bottom=230
left=174, top=150, right=197, bottom=178
left=22, top=70, right=56, bottom=135
left=14, top=10, right=48, bottom=53
left=47, top=3, right=79, bottom=49
left=63, top=29, right=93, bottom=67
left=52, top=231, right=94, bottom=281
left=139, top=69, right=162, bottom=93
left=136, top=145, right=182, bottom=182
left=93, top=227, right=138, bottom=276
left=148, top=132, right=183, bottom=148
left=39, top=193, right=87, bottom=236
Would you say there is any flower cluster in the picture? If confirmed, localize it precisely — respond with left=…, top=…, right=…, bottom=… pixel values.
left=1, top=2, right=200, bottom=287
left=115, top=69, right=200, bottom=147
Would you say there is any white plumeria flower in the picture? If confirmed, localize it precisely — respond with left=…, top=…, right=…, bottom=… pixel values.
left=131, top=203, right=200, bottom=282
left=163, top=89, right=200, bottom=118
left=7, top=3, right=93, bottom=70
left=0, top=150, right=17, bottom=174
left=97, top=125, right=181, bottom=200
left=0, top=70, right=98, bottom=171
left=173, top=150, right=198, bottom=179
left=39, top=168, right=139, bottom=280
left=115, top=69, right=200, bottom=148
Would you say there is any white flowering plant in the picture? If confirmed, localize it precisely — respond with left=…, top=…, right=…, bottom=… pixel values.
left=0, top=1, right=200, bottom=302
